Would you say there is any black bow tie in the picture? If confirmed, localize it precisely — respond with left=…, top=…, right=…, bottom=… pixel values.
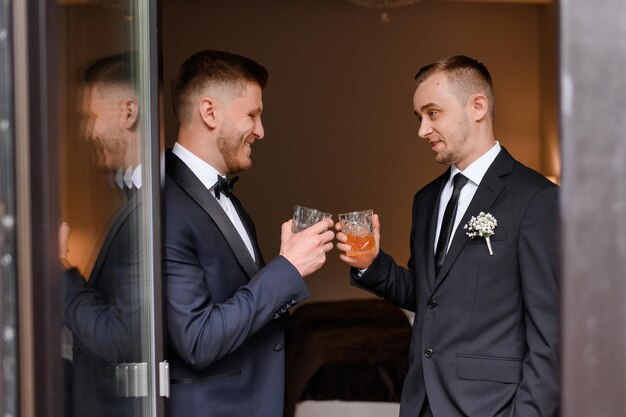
left=213, top=175, right=239, bottom=199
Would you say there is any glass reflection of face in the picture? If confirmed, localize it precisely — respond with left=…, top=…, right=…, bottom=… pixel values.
left=413, top=72, right=471, bottom=167
left=82, top=83, right=129, bottom=170
left=216, top=82, right=264, bottom=175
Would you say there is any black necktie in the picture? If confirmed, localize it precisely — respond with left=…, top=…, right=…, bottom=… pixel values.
left=435, top=173, right=469, bottom=275
left=213, top=175, right=239, bottom=199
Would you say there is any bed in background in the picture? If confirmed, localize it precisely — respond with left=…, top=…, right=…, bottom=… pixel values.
left=285, top=299, right=412, bottom=417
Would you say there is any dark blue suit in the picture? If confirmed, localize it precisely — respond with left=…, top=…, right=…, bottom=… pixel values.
left=353, top=148, right=559, bottom=417
left=164, top=151, right=309, bottom=417
left=64, top=190, right=143, bottom=417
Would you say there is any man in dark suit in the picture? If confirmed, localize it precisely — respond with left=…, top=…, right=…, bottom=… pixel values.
left=164, top=50, right=334, bottom=417
left=336, top=56, right=559, bottom=417
left=59, top=52, right=144, bottom=417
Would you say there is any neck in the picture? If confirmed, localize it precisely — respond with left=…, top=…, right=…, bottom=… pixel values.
left=456, top=126, right=496, bottom=171
left=123, top=134, right=141, bottom=167
left=177, top=126, right=227, bottom=175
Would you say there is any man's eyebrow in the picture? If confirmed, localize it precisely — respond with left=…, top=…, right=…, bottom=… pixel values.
left=414, top=102, right=438, bottom=118
left=419, top=102, right=437, bottom=113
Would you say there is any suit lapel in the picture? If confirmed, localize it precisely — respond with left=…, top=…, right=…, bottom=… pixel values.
left=433, top=148, right=514, bottom=290
left=231, top=194, right=266, bottom=269
left=90, top=192, right=140, bottom=285
left=166, top=151, right=259, bottom=279
left=425, top=172, right=448, bottom=289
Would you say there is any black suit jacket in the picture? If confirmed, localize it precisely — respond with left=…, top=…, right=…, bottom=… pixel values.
left=64, top=190, right=143, bottom=417
left=164, top=151, right=310, bottom=417
left=353, top=148, right=559, bottom=417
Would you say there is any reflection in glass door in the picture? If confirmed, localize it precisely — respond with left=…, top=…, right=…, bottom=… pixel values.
left=1, top=1, right=19, bottom=416
left=56, top=1, right=163, bottom=417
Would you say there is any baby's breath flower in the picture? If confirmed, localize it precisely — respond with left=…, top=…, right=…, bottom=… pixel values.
left=464, top=212, right=497, bottom=255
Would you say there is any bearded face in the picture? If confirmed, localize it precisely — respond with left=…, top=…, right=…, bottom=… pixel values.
left=215, top=82, right=264, bottom=175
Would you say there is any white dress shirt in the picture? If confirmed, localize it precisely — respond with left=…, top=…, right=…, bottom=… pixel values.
left=172, top=143, right=256, bottom=261
left=434, top=141, right=501, bottom=253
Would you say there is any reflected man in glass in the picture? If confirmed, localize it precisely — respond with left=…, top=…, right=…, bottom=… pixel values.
left=59, top=52, right=143, bottom=417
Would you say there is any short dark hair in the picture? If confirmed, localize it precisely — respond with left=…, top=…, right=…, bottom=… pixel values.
left=171, top=49, right=269, bottom=123
left=415, top=55, right=494, bottom=117
left=83, top=52, right=135, bottom=89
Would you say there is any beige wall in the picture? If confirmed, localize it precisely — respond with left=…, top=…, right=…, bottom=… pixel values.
left=162, top=0, right=558, bottom=302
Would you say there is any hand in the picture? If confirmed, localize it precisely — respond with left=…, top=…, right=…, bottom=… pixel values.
left=335, top=213, right=380, bottom=270
left=279, top=218, right=335, bottom=277
left=58, top=222, right=73, bottom=269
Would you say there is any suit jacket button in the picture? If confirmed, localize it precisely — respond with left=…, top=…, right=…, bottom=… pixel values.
left=274, top=343, right=284, bottom=352
left=424, top=348, right=433, bottom=358
left=427, top=299, right=438, bottom=309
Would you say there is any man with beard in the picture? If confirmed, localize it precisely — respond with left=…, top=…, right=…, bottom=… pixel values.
left=60, top=52, right=143, bottom=417
left=164, top=50, right=334, bottom=417
left=336, top=56, right=559, bottom=417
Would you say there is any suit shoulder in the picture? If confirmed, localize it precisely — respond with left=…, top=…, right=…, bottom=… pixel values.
left=163, top=173, right=197, bottom=222
left=413, top=171, right=447, bottom=203
left=511, top=160, right=558, bottom=192
left=164, top=173, right=185, bottom=200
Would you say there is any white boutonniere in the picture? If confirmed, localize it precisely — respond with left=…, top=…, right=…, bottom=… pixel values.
left=464, top=212, right=497, bottom=255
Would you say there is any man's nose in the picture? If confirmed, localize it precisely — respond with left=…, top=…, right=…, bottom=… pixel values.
left=254, top=120, right=264, bottom=140
left=418, top=120, right=432, bottom=139
left=83, top=119, right=95, bottom=141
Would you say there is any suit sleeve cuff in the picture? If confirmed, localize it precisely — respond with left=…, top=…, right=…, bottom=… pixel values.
left=265, top=255, right=310, bottom=319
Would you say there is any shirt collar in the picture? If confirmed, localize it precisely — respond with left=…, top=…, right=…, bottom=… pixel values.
left=131, top=165, right=142, bottom=189
left=450, top=141, right=501, bottom=186
left=172, top=142, right=222, bottom=190
left=115, top=165, right=143, bottom=190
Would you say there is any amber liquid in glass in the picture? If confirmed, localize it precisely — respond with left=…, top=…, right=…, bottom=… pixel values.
left=345, top=233, right=375, bottom=256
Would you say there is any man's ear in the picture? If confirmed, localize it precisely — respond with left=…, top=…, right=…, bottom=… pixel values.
left=122, top=98, right=139, bottom=129
left=198, top=97, right=218, bottom=129
left=470, top=93, right=489, bottom=122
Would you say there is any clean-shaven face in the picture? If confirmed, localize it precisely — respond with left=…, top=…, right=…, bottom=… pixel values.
left=413, top=72, right=471, bottom=167
left=217, top=82, right=264, bottom=175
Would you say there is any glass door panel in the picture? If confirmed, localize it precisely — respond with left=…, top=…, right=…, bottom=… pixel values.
left=0, top=1, right=19, bottom=415
left=56, top=1, right=162, bottom=416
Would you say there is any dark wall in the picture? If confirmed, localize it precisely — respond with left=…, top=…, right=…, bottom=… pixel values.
left=161, top=0, right=558, bottom=302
